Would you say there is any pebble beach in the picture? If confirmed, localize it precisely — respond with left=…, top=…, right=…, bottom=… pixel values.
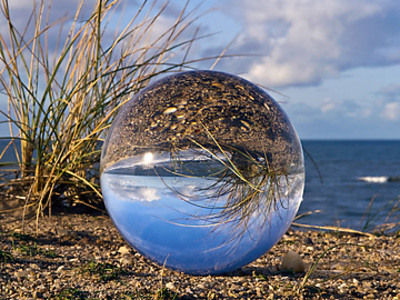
left=1, top=211, right=399, bottom=299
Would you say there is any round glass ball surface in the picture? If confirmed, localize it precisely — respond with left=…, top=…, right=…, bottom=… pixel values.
left=100, top=70, right=305, bottom=275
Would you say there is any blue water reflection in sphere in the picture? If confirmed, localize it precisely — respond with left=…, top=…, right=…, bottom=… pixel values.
left=100, top=70, right=305, bottom=275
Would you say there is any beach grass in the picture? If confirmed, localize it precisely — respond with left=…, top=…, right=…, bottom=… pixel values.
left=360, top=196, right=400, bottom=235
left=0, top=0, right=219, bottom=221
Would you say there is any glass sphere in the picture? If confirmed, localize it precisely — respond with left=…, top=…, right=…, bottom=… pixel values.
left=100, top=70, right=305, bottom=275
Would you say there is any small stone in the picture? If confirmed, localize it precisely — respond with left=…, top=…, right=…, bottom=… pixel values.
left=119, top=256, right=132, bottom=267
left=56, top=266, right=64, bottom=273
left=30, top=263, right=41, bottom=270
left=15, top=270, right=28, bottom=279
left=165, top=282, right=176, bottom=290
left=163, top=107, right=177, bottom=114
left=280, top=251, right=305, bottom=273
left=197, top=283, right=206, bottom=289
left=118, top=245, right=131, bottom=255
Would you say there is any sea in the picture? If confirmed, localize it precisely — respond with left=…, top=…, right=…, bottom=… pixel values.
left=1, top=139, right=399, bottom=231
left=298, top=140, right=400, bottom=231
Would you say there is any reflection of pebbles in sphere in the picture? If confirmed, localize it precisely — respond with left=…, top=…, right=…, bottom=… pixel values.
left=100, top=70, right=305, bottom=275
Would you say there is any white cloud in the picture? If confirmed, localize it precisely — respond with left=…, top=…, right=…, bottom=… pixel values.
left=380, top=102, right=400, bottom=121
left=109, top=178, right=161, bottom=202
left=307, top=97, right=371, bottom=118
left=217, top=0, right=400, bottom=88
left=320, top=99, right=337, bottom=113
left=285, top=98, right=400, bottom=139
left=376, top=83, right=400, bottom=121
left=137, top=187, right=160, bottom=202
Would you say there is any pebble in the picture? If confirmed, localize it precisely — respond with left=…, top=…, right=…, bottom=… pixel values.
left=119, top=256, right=132, bottom=267
left=56, top=266, right=64, bottom=272
left=165, top=282, right=176, bottom=290
left=15, top=270, right=28, bottom=279
left=30, top=263, right=41, bottom=270
left=280, top=251, right=305, bottom=273
left=0, top=213, right=398, bottom=299
left=163, top=107, right=178, bottom=114
left=197, top=283, right=206, bottom=289
left=118, top=245, right=131, bottom=255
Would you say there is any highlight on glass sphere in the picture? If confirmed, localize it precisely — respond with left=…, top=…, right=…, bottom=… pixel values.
left=100, top=70, right=305, bottom=275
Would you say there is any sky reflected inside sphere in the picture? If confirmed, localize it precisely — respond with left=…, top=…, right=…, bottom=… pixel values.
left=100, top=70, right=305, bottom=274
left=101, top=153, right=304, bottom=274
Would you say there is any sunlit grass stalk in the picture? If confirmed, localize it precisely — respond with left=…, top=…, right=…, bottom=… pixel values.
left=0, top=0, right=215, bottom=219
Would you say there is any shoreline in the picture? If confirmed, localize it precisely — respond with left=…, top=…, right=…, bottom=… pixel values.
left=0, top=212, right=399, bottom=299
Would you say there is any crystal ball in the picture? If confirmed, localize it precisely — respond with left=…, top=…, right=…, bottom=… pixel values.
left=100, top=70, right=305, bottom=275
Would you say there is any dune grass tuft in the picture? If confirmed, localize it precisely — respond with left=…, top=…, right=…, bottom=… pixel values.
left=0, top=0, right=215, bottom=221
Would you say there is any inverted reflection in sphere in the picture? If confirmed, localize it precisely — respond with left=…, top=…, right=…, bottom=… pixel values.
left=100, top=70, right=305, bottom=275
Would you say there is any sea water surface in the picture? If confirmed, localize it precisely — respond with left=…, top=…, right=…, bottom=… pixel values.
left=298, top=140, right=400, bottom=230
left=1, top=140, right=399, bottom=231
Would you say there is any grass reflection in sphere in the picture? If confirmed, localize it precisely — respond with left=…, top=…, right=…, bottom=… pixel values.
left=100, top=70, right=305, bottom=275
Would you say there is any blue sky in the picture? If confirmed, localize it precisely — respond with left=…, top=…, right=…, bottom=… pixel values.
left=1, top=0, right=400, bottom=140
left=198, top=0, right=400, bottom=140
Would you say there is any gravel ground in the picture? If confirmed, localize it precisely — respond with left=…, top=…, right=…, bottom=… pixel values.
left=0, top=212, right=399, bottom=299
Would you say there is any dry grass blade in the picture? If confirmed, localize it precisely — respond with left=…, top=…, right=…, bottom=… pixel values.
left=360, top=196, right=400, bottom=234
left=156, top=124, right=298, bottom=247
left=0, top=0, right=219, bottom=223
left=291, top=222, right=376, bottom=238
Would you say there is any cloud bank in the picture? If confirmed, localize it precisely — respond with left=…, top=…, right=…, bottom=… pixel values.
left=217, top=0, right=400, bottom=88
left=2, top=0, right=399, bottom=139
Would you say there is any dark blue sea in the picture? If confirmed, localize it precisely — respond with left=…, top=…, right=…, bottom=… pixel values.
left=1, top=140, right=399, bottom=231
left=299, top=140, right=400, bottom=231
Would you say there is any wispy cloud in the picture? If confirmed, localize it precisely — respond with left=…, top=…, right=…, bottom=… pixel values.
left=377, top=83, right=400, bottom=121
left=282, top=82, right=400, bottom=139
left=381, top=102, right=400, bottom=121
